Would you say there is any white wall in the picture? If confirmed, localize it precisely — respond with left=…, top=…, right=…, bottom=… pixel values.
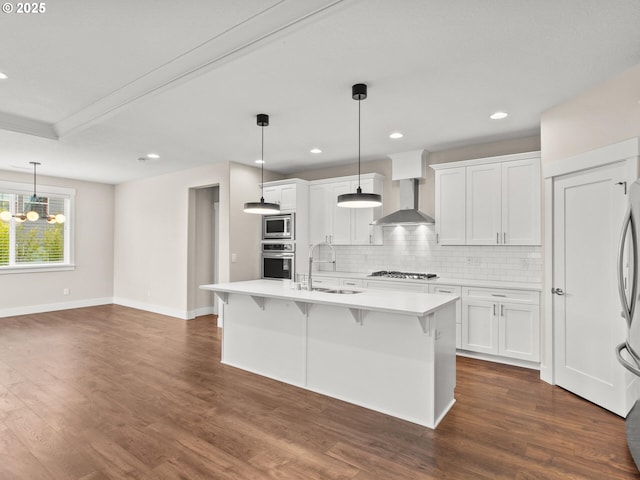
left=228, top=162, right=282, bottom=282
left=113, top=162, right=230, bottom=319
left=112, top=161, right=280, bottom=319
left=0, top=171, right=115, bottom=317
left=541, top=63, right=640, bottom=163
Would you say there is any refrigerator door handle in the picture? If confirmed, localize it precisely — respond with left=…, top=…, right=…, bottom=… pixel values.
left=616, top=342, right=640, bottom=377
left=618, top=207, right=638, bottom=329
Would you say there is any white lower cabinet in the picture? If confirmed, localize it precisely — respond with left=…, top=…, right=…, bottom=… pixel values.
left=461, top=287, right=540, bottom=362
left=429, top=284, right=462, bottom=348
left=499, top=303, right=540, bottom=362
left=311, top=277, right=540, bottom=364
left=461, top=300, right=499, bottom=354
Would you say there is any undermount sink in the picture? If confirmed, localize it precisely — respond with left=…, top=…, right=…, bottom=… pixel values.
left=312, top=287, right=362, bottom=295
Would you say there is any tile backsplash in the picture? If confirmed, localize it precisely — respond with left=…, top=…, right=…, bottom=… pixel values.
left=318, top=225, right=542, bottom=284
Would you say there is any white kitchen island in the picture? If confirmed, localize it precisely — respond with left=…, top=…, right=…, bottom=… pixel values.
left=200, top=279, right=459, bottom=428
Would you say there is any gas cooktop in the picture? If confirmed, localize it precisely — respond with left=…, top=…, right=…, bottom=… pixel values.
left=368, top=271, right=437, bottom=280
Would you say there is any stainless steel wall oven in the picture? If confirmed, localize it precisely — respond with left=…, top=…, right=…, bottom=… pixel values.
left=261, top=243, right=295, bottom=280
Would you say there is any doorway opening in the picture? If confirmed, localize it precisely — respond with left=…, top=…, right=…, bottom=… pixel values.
left=187, top=185, right=219, bottom=319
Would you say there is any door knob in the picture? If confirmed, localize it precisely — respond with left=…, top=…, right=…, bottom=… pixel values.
left=551, top=287, right=565, bottom=296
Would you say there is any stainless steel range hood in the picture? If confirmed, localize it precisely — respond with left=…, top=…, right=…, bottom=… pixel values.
left=371, top=150, right=435, bottom=226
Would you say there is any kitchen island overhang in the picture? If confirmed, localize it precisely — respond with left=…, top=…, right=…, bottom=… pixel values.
left=200, top=280, right=459, bottom=428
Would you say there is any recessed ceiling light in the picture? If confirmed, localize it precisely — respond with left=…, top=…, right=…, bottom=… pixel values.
left=389, top=132, right=404, bottom=139
left=147, top=153, right=160, bottom=159
left=490, top=111, right=508, bottom=120
left=255, top=159, right=265, bottom=164
left=0, top=72, right=8, bottom=80
left=310, top=148, right=322, bottom=154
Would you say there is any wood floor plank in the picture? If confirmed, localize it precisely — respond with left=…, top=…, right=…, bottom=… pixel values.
left=0, top=305, right=638, bottom=479
left=4, top=406, right=100, bottom=479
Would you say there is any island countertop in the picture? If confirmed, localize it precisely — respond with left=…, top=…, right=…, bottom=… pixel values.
left=200, top=279, right=458, bottom=317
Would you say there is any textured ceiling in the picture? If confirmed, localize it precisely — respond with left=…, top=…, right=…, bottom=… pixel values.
left=0, top=0, right=639, bottom=184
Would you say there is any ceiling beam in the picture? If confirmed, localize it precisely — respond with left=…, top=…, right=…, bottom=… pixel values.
left=0, top=112, right=58, bottom=140
left=54, top=0, right=347, bottom=139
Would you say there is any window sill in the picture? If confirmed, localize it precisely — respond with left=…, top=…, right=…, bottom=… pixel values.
left=0, top=264, right=76, bottom=275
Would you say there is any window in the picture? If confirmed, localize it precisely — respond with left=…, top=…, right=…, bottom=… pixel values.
left=0, top=181, right=74, bottom=273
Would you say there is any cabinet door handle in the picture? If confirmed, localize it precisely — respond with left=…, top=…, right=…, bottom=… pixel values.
left=491, top=294, right=506, bottom=297
left=493, top=304, right=496, bottom=315
left=440, top=289, right=452, bottom=294
left=503, top=232, right=506, bottom=244
left=500, top=304, right=504, bottom=317
left=436, top=233, right=439, bottom=244
left=616, top=181, right=628, bottom=195
left=369, top=234, right=372, bottom=244
left=496, top=233, right=499, bottom=244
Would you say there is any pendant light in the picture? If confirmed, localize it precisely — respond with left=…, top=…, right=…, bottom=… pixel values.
left=337, top=83, right=382, bottom=208
left=0, top=162, right=66, bottom=224
left=244, top=114, right=281, bottom=215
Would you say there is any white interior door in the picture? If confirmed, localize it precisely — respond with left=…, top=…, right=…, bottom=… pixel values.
left=553, top=161, right=629, bottom=415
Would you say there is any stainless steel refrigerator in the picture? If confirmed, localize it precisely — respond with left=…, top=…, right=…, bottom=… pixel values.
left=617, top=178, right=640, bottom=468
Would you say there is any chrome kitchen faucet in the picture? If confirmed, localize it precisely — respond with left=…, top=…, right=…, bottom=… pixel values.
left=308, top=242, right=336, bottom=291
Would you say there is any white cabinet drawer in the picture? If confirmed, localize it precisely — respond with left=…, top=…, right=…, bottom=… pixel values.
left=462, top=287, right=539, bottom=305
left=340, top=279, right=363, bottom=288
left=364, top=280, right=426, bottom=292
left=429, top=284, right=462, bottom=296
left=311, top=277, right=340, bottom=288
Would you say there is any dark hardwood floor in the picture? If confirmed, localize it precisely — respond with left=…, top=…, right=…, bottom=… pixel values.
left=0, top=304, right=638, bottom=479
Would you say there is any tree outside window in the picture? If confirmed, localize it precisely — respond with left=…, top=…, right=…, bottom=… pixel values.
left=0, top=188, right=72, bottom=270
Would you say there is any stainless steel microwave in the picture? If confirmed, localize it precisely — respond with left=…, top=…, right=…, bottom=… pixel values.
left=263, top=213, right=295, bottom=240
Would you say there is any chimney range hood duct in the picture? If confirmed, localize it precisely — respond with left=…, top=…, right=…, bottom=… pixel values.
left=371, top=150, right=435, bottom=226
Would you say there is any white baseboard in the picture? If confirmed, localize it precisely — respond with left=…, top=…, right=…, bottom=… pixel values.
left=0, top=298, right=216, bottom=322
left=187, top=306, right=215, bottom=319
left=0, top=297, right=113, bottom=318
left=112, top=297, right=190, bottom=320
left=456, top=350, right=540, bottom=370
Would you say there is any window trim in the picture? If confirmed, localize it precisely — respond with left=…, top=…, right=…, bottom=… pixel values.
left=0, top=180, right=75, bottom=274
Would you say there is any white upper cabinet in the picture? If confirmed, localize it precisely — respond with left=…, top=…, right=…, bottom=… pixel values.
left=262, top=183, right=297, bottom=211
left=308, top=174, right=384, bottom=245
left=432, top=152, right=541, bottom=246
left=309, top=184, right=332, bottom=244
left=434, top=167, right=466, bottom=245
left=351, top=178, right=382, bottom=245
left=330, top=181, right=352, bottom=244
left=466, top=163, right=502, bottom=245
left=501, top=159, right=541, bottom=245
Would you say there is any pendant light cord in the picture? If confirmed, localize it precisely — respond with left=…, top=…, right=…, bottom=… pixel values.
left=261, top=124, right=264, bottom=200
left=358, top=96, right=361, bottom=189
left=30, top=161, right=40, bottom=199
